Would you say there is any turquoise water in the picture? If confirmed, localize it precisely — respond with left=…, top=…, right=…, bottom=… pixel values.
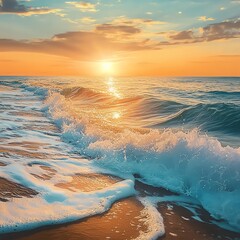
left=18, top=76, right=240, bottom=146
left=0, top=76, right=240, bottom=234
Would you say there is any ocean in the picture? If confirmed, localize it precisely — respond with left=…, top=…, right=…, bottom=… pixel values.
left=0, top=76, right=240, bottom=238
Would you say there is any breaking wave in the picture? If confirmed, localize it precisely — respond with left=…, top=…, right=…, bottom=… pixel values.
left=43, top=90, right=240, bottom=231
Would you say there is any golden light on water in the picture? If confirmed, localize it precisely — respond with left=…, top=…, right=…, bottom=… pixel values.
left=104, top=77, right=122, bottom=120
left=107, top=77, right=121, bottom=98
left=112, top=112, right=121, bottom=119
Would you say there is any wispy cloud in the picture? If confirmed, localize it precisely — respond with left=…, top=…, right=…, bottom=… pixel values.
left=0, top=15, right=239, bottom=62
left=95, top=24, right=141, bottom=35
left=65, top=1, right=98, bottom=12
left=80, top=17, right=96, bottom=24
left=111, top=16, right=166, bottom=26
left=93, top=17, right=165, bottom=47
left=93, top=16, right=166, bottom=42
left=159, top=19, right=240, bottom=45
left=0, top=0, right=62, bottom=16
left=0, top=31, right=156, bottom=61
left=197, top=16, right=215, bottom=21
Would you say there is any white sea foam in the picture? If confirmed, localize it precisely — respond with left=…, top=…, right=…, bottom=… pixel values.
left=0, top=85, right=165, bottom=238
left=1, top=78, right=240, bottom=235
left=0, top=178, right=135, bottom=233
left=44, top=92, right=240, bottom=231
left=136, top=198, right=165, bottom=240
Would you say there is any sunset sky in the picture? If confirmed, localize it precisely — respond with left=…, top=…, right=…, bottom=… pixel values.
left=0, top=0, right=240, bottom=76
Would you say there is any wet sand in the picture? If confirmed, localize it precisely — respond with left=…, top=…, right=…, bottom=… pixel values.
left=0, top=146, right=49, bottom=159
left=158, top=203, right=240, bottom=240
left=0, top=173, right=239, bottom=240
left=0, top=177, right=38, bottom=202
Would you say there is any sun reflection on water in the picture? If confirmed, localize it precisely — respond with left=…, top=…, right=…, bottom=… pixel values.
left=104, top=77, right=123, bottom=122
left=106, top=77, right=121, bottom=99
left=112, top=112, right=121, bottom=119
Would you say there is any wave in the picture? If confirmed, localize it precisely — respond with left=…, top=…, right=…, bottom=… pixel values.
left=0, top=83, right=164, bottom=238
left=62, top=86, right=147, bottom=106
left=43, top=91, right=240, bottom=231
left=20, top=82, right=239, bottom=141
left=204, top=90, right=240, bottom=96
left=2, top=77, right=240, bottom=234
left=61, top=87, right=240, bottom=136
left=155, top=103, right=240, bottom=134
left=62, top=87, right=113, bottom=103
left=60, top=86, right=186, bottom=117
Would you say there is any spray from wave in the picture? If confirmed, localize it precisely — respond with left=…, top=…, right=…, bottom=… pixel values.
left=1, top=76, right=240, bottom=236
left=43, top=89, right=240, bottom=231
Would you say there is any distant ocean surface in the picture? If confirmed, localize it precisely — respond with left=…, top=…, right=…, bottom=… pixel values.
left=0, top=76, right=240, bottom=236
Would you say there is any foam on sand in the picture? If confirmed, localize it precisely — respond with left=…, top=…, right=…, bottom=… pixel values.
left=0, top=177, right=135, bottom=234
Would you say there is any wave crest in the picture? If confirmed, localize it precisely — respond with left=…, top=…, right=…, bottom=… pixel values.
left=44, top=92, right=240, bottom=231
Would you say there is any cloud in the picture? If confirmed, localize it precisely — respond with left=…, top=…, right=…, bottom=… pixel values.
left=0, top=31, right=156, bottom=61
left=0, top=0, right=61, bottom=16
left=197, top=16, right=215, bottom=21
left=160, top=19, right=240, bottom=45
left=62, top=16, right=96, bottom=25
left=80, top=17, right=96, bottom=24
left=0, top=17, right=238, bottom=61
left=94, top=16, right=166, bottom=42
left=200, top=19, right=240, bottom=41
left=111, top=16, right=166, bottom=26
left=213, top=55, right=240, bottom=58
left=95, top=24, right=141, bottom=35
left=170, top=30, right=194, bottom=40
left=66, top=1, right=98, bottom=12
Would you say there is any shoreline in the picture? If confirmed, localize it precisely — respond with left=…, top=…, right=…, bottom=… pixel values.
left=0, top=174, right=239, bottom=240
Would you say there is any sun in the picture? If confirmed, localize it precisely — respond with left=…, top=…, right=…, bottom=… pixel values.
left=101, top=61, right=112, bottom=73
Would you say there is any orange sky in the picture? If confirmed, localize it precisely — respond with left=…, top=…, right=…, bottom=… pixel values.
left=1, top=39, right=239, bottom=76
left=0, top=0, right=240, bottom=76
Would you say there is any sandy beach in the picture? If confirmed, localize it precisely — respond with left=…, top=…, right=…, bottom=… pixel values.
left=0, top=173, right=239, bottom=240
